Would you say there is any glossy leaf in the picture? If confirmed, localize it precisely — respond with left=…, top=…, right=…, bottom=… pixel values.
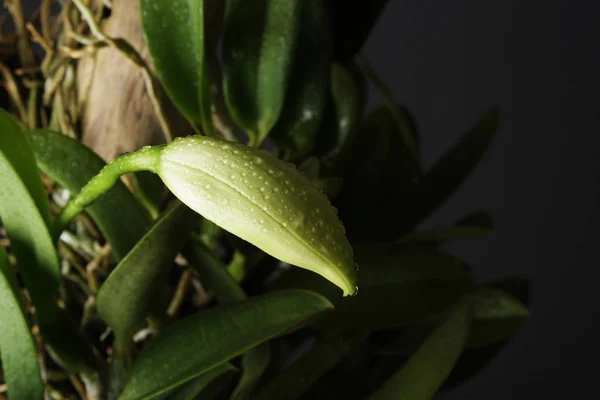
left=140, top=0, right=213, bottom=134
left=157, top=135, right=358, bottom=296
left=338, top=105, right=422, bottom=243
left=367, top=301, right=471, bottom=400
left=271, top=246, right=474, bottom=331
left=402, top=106, right=500, bottom=230
left=163, top=363, right=237, bottom=400
left=271, top=0, right=332, bottom=157
left=120, top=290, right=333, bottom=400
left=97, top=200, right=200, bottom=350
left=0, top=133, right=96, bottom=372
left=324, top=0, right=390, bottom=62
left=0, top=247, right=44, bottom=400
left=255, top=331, right=368, bottom=400
left=319, top=63, right=361, bottom=174
left=27, top=129, right=150, bottom=260
left=231, top=343, right=271, bottom=400
left=0, top=109, right=49, bottom=223
left=222, top=0, right=302, bottom=143
left=397, top=211, right=494, bottom=245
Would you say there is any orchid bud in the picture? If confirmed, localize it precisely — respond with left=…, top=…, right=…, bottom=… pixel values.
left=158, top=136, right=357, bottom=296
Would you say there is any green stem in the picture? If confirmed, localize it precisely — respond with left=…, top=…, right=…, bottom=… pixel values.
left=52, top=146, right=164, bottom=241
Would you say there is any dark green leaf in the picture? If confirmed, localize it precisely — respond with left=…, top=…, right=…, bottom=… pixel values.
left=396, top=211, right=494, bottom=245
left=367, top=301, right=471, bottom=400
left=97, top=200, right=200, bottom=351
left=231, top=343, right=271, bottom=400
left=401, top=106, right=500, bottom=230
left=271, top=246, right=474, bottom=331
left=324, top=0, right=390, bottom=62
left=223, top=0, right=303, bottom=143
left=164, top=363, right=237, bottom=400
left=319, top=63, right=361, bottom=174
left=255, top=331, right=367, bottom=400
left=297, top=156, right=321, bottom=181
left=0, top=247, right=44, bottom=399
left=140, top=0, right=213, bottom=134
left=27, top=129, right=150, bottom=260
left=120, top=290, right=333, bottom=400
left=0, top=133, right=96, bottom=372
left=0, top=109, right=49, bottom=224
left=185, top=235, right=246, bottom=305
left=468, top=288, right=530, bottom=348
left=271, top=0, right=332, bottom=157
left=374, top=287, right=529, bottom=357
left=338, top=105, right=422, bottom=243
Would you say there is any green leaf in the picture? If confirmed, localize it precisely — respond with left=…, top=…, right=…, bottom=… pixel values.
left=255, top=331, right=368, bottom=400
left=396, top=211, right=494, bottom=245
left=0, top=247, right=44, bottom=400
left=319, top=63, right=362, bottom=175
left=231, top=343, right=271, bottom=400
left=96, top=200, right=200, bottom=351
left=338, top=105, right=422, bottom=243
left=324, top=0, right=390, bottom=62
left=468, top=288, right=530, bottom=348
left=120, top=290, right=333, bottom=400
left=402, top=106, right=500, bottom=230
left=270, top=0, right=333, bottom=157
left=140, top=0, right=213, bottom=134
left=374, top=287, right=530, bottom=357
left=27, top=129, right=151, bottom=260
left=0, top=132, right=96, bottom=372
left=271, top=246, right=474, bottom=331
left=163, top=363, right=237, bottom=400
left=367, top=301, right=471, bottom=400
left=222, top=0, right=302, bottom=143
left=0, top=109, right=49, bottom=224
left=185, top=235, right=246, bottom=305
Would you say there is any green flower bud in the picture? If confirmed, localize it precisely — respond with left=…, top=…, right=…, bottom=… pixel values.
left=158, top=136, right=357, bottom=296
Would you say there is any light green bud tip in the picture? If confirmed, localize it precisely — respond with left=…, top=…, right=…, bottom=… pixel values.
left=158, top=136, right=357, bottom=296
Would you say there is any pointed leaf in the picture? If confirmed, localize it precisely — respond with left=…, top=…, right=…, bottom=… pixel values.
left=27, top=129, right=151, bottom=260
left=402, top=106, right=499, bottom=230
left=120, top=290, right=333, bottom=400
left=468, top=288, right=530, bottom=348
left=97, top=200, right=200, bottom=350
left=271, top=0, right=333, bottom=157
left=367, top=301, right=471, bottom=400
left=222, top=0, right=302, bottom=142
left=397, top=211, right=494, bottom=245
left=231, top=343, right=271, bottom=400
left=0, top=247, right=44, bottom=399
left=271, top=246, right=474, bottom=331
left=0, top=134, right=96, bottom=372
left=0, top=109, right=49, bottom=223
left=140, top=0, right=213, bottom=134
left=324, top=0, right=390, bottom=62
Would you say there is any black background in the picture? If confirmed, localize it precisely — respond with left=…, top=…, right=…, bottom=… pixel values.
left=364, top=0, right=599, bottom=398
left=14, top=0, right=600, bottom=397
